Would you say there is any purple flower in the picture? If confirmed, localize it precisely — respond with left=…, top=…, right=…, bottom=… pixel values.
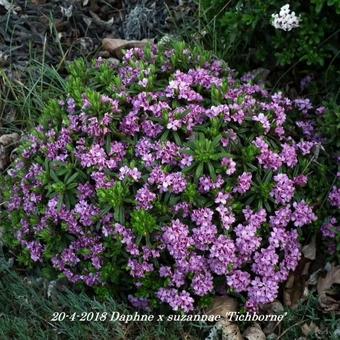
left=291, top=200, right=317, bottom=227
left=209, top=235, right=236, bottom=275
left=234, top=172, right=252, bottom=194
left=119, top=166, right=141, bottom=181
left=191, top=208, right=214, bottom=226
left=171, top=269, right=186, bottom=287
left=78, top=144, right=107, bottom=168
left=84, top=272, right=101, bottom=286
left=294, top=98, right=312, bottom=113
left=271, top=173, right=295, bottom=204
left=128, top=295, right=150, bottom=311
left=246, top=277, right=279, bottom=310
left=128, top=259, right=154, bottom=278
left=252, top=247, right=279, bottom=277
left=252, top=113, right=271, bottom=133
left=141, top=120, right=163, bottom=138
left=296, top=140, right=316, bottom=155
left=296, top=120, right=315, bottom=137
left=221, top=157, right=236, bottom=175
left=269, top=206, right=292, bottom=229
left=120, top=112, right=140, bottom=136
left=162, top=219, right=193, bottom=260
left=321, top=217, right=339, bottom=255
left=77, top=183, right=95, bottom=200
left=148, top=166, right=165, bottom=186
left=192, top=223, right=218, bottom=251
left=136, top=186, right=156, bottom=210
left=60, top=248, right=80, bottom=267
left=235, top=223, right=261, bottom=256
left=26, top=241, right=44, bottom=262
left=159, top=266, right=172, bottom=278
left=166, top=70, right=203, bottom=102
left=329, top=186, right=340, bottom=208
left=243, top=207, right=267, bottom=228
left=253, top=137, right=282, bottom=171
left=114, top=223, right=139, bottom=256
left=227, top=270, right=251, bottom=292
left=66, top=98, right=76, bottom=114
left=199, top=176, right=214, bottom=193
left=173, top=202, right=191, bottom=217
left=215, top=192, right=232, bottom=205
left=321, top=217, right=339, bottom=238
left=216, top=205, right=235, bottom=230
left=157, top=288, right=194, bottom=312
left=191, top=271, right=214, bottom=296
left=161, top=172, right=187, bottom=194
left=294, top=175, right=308, bottom=187
left=281, top=143, right=298, bottom=168
left=156, top=141, right=181, bottom=165
left=74, top=200, right=99, bottom=226
left=180, top=153, right=194, bottom=168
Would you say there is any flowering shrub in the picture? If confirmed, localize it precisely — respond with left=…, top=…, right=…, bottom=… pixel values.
left=2, top=42, right=335, bottom=312
left=198, top=1, right=340, bottom=74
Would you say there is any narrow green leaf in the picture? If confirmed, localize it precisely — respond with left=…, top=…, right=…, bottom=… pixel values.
left=50, top=168, right=60, bottom=183
left=57, top=194, right=63, bottom=211
left=195, top=163, right=204, bottom=179
left=211, top=134, right=222, bottom=147
left=264, top=170, right=272, bottom=184
left=264, top=200, right=272, bottom=212
left=173, top=132, right=182, bottom=146
left=66, top=172, right=79, bottom=185
left=207, top=162, right=217, bottom=181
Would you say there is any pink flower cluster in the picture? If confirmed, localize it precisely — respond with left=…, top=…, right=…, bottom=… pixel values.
left=6, top=43, right=325, bottom=313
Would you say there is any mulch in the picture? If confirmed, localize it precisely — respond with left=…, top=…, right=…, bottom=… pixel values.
left=0, top=0, right=195, bottom=70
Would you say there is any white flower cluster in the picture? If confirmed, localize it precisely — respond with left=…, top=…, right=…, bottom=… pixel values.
left=271, top=4, right=301, bottom=31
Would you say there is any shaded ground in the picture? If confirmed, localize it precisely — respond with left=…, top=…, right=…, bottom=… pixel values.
left=0, top=0, right=195, bottom=69
left=0, top=0, right=196, bottom=133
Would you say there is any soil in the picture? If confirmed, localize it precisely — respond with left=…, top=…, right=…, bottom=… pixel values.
left=0, top=0, right=195, bottom=70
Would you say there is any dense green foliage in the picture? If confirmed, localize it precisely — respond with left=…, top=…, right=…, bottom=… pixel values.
left=198, top=0, right=340, bottom=93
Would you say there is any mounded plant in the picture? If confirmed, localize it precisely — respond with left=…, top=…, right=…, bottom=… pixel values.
left=1, top=42, right=337, bottom=312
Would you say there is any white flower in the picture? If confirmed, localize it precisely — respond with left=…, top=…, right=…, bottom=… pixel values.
left=271, top=4, right=301, bottom=31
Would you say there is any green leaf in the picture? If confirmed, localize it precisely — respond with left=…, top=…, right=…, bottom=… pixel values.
left=131, top=210, right=157, bottom=235
left=160, top=130, right=169, bottom=142
left=207, top=162, right=217, bottom=181
left=57, top=194, right=63, bottom=211
left=263, top=170, right=273, bottom=184
left=64, top=194, right=71, bottom=209
left=118, top=206, right=125, bottom=224
left=50, top=168, right=60, bottom=183
left=66, top=172, right=79, bottom=185
left=173, top=132, right=182, bottom=146
left=210, top=152, right=230, bottom=160
left=264, top=200, right=271, bottom=212
left=44, top=158, right=49, bottom=171
left=211, top=134, right=222, bottom=147
left=195, top=163, right=204, bottom=179
left=67, top=183, right=79, bottom=190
